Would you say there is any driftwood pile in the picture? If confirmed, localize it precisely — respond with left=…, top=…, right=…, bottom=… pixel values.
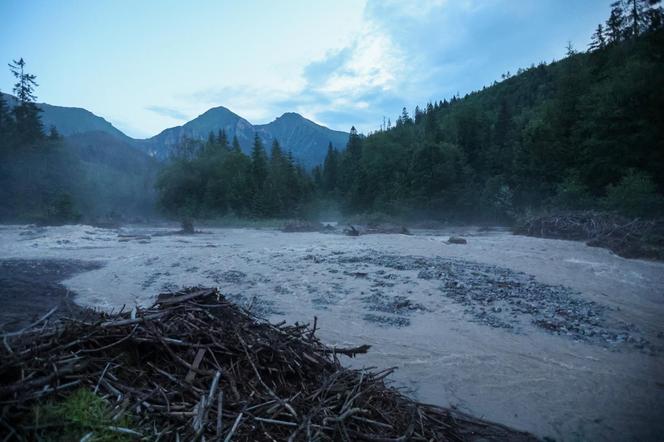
left=343, top=224, right=410, bottom=236
left=365, top=224, right=411, bottom=235
left=0, top=288, right=535, bottom=441
left=515, top=212, right=664, bottom=260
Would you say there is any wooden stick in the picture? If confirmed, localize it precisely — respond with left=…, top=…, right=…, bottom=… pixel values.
left=223, top=412, right=243, bottom=442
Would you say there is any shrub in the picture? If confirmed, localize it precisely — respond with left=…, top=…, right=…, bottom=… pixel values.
left=480, top=176, right=514, bottom=221
left=36, top=192, right=82, bottom=225
left=602, top=170, right=664, bottom=218
left=551, top=175, right=593, bottom=210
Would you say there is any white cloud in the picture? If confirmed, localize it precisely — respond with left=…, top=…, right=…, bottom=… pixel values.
left=314, top=23, right=403, bottom=96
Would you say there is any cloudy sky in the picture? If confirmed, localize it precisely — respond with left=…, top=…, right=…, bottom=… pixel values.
left=1, top=0, right=607, bottom=138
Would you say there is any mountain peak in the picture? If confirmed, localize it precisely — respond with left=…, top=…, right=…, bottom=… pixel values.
left=195, top=106, right=244, bottom=121
left=184, top=106, right=251, bottom=131
left=144, top=106, right=348, bottom=167
left=277, top=112, right=305, bottom=120
left=272, top=112, right=317, bottom=127
left=204, top=105, right=237, bottom=115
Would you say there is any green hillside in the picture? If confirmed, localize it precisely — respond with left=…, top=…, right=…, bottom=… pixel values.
left=315, top=26, right=664, bottom=220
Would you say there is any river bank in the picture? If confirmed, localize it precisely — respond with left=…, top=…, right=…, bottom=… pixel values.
left=0, top=259, right=100, bottom=333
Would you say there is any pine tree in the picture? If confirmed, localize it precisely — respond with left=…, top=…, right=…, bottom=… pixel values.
left=399, top=107, right=412, bottom=125
left=624, top=0, right=645, bottom=37
left=217, top=129, right=228, bottom=148
left=424, top=102, right=437, bottom=139
left=313, top=166, right=323, bottom=189
left=414, top=105, right=424, bottom=124
left=9, top=58, right=43, bottom=143
left=588, top=24, right=607, bottom=51
left=645, top=0, right=664, bottom=30
left=565, top=41, right=577, bottom=57
left=250, top=134, right=268, bottom=191
left=606, top=2, right=625, bottom=42
left=338, top=127, right=363, bottom=200
left=48, top=125, right=61, bottom=140
left=285, top=154, right=306, bottom=212
left=10, top=59, right=37, bottom=103
left=231, top=135, right=241, bottom=152
left=493, top=100, right=512, bottom=148
left=248, top=135, right=271, bottom=217
left=270, top=139, right=283, bottom=161
left=266, top=139, right=286, bottom=215
left=269, top=140, right=285, bottom=192
left=0, top=91, right=12, bottom=143
left=322, top=142, right=338, bottom=193
left=347, top=127, right=362, bottom=160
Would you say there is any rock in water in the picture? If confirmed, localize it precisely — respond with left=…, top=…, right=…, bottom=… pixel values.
left=448, top=236, right=467, bottom=244
left=180, top=218, right=194, bottom=234
left=344, top=225, right=360, bottom=236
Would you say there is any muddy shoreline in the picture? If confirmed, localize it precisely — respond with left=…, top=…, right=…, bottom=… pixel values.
left=0, top=259, right=101, bottom=332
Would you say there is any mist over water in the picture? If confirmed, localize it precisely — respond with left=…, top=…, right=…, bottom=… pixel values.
left=1, top=224, right=662, bottom=441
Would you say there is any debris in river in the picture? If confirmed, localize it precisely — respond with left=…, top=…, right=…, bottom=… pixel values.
left=344, top=224, right=360, bottom=236
left=448, top=236, right=468, bottom=244
left=180, top=218, right=195, bottom=234
left=0, top=287, right=537, bottom=441
left=118, top=233, right=151, bottom=242
left=514, top=211, right=664, bottom=260
left=365, top=223, right=411, bottom=235
left=281, top=220, right=324, bottom=232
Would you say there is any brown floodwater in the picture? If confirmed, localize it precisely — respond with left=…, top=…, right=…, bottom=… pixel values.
left=1, top=224, right=662, bottom=441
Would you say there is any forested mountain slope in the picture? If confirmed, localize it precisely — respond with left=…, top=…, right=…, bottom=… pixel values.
left=1, top=92, right=131, bottom=142
left=254, top=113, right=349, bottom=168
left=315, top=27, right=664, bottom=220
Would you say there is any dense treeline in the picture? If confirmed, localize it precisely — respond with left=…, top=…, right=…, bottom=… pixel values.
left=156, top=132, right=313, bottom=219
left=315, top=0, right=664, bottom=221
left=0, top=59, right=157, bottom=224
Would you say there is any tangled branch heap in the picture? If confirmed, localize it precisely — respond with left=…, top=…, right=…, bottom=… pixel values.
left=1, top=288, right=535, bottom=441
left=515, top=212, right=664, bottom=260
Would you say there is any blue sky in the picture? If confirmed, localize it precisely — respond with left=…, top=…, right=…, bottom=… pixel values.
left=0, top=0, right=608, bottom=138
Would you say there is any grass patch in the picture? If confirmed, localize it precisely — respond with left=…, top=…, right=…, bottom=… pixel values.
left=31, top=389, right=137, bottom=441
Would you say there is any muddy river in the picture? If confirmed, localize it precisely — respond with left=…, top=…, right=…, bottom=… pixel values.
left=1, top=224, right=662, bottom=441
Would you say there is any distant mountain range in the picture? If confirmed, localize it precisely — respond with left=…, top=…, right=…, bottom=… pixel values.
left=2, top=93, right=133, bottom=143
left=1, top=93, right=349, bottom=168
left=141, top=107, right=349, bottom=167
